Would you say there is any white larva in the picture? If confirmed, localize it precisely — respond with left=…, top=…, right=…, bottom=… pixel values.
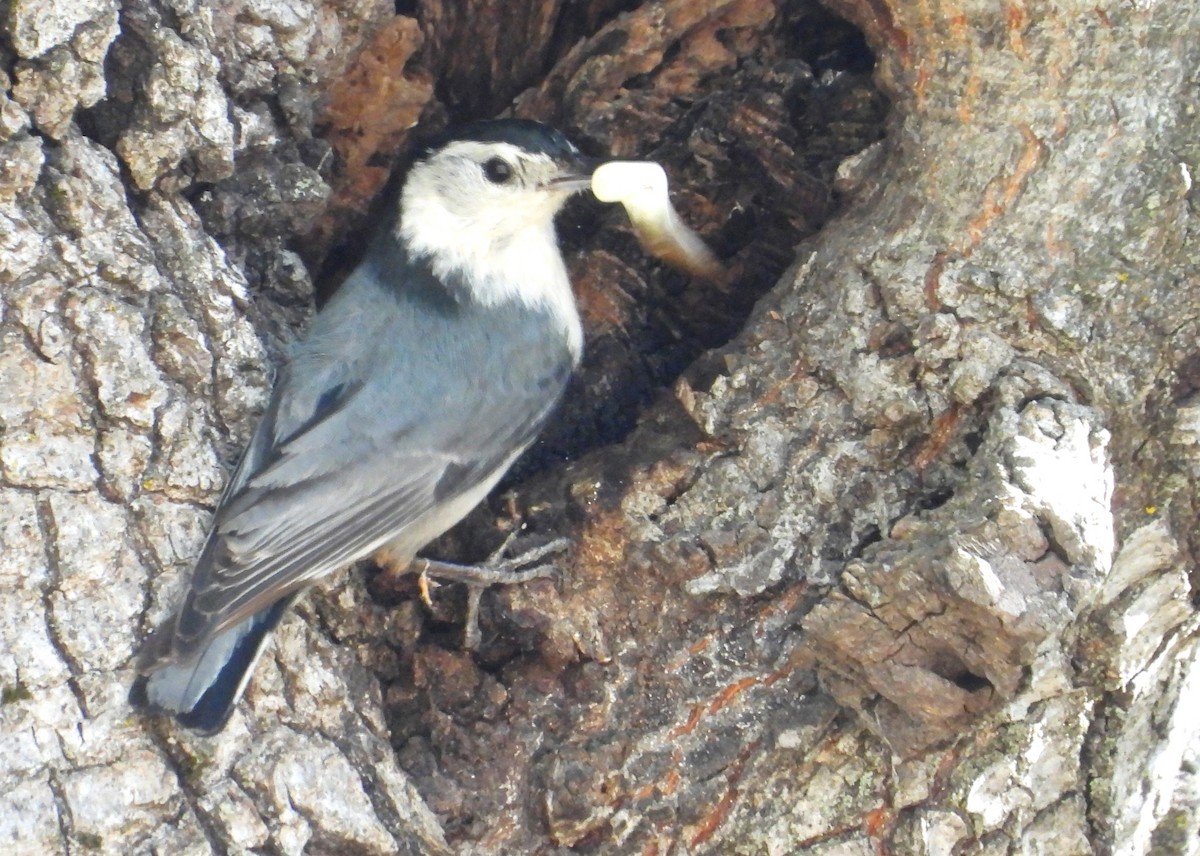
left=592, top=161, right=725, bottom=282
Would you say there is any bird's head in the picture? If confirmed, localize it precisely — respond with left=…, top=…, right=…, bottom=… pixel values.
left=397, top=119, right=595, bottom=288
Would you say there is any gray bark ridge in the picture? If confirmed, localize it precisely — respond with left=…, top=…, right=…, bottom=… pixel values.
left=1, top=0, right=448, bottom=853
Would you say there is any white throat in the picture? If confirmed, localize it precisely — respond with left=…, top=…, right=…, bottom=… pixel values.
left=398, top=151, right=584, bottom=357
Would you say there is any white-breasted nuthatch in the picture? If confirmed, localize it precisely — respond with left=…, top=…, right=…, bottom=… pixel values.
left=132, top=119, right=598, bottom=732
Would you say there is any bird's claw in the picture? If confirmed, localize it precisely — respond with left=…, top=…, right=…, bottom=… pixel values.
left=414, top=537, right=570, bottom=649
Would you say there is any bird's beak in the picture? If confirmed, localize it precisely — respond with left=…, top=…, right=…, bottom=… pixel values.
left=547, top=154, right=602, bottom=194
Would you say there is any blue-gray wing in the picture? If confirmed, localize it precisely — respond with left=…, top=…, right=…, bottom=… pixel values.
left=169, top=259, right=576, bottom=660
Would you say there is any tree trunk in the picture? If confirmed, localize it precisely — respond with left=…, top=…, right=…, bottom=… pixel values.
left=1, top=0, right=1197, bottom=854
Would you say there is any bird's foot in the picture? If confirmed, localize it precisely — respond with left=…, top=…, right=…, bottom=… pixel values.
left=413, top=535, right=570, bottom=650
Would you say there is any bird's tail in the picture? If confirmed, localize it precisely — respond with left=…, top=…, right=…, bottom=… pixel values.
left=129, top=596, right=295, bottom=733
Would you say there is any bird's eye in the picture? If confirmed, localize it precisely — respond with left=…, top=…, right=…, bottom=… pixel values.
left=482, top=157, right=514, bottom=184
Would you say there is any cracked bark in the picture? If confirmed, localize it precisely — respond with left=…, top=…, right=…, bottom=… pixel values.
left=2, top=0, right=1198, bottom=855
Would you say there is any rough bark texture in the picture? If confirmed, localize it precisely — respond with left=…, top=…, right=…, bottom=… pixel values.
left=2, top=1, right=1198, bottom=855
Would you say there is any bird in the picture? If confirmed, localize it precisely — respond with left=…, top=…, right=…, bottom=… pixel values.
left=131, top=119, right=597, bottom=732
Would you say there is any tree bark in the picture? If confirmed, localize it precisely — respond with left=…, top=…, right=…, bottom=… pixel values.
left=1, top=0, right=1197, bottom=855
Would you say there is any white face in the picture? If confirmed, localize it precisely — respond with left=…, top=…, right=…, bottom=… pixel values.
left=399, top=141, right=580, bottom=264
left=396, top=138, right=587, bottom=354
